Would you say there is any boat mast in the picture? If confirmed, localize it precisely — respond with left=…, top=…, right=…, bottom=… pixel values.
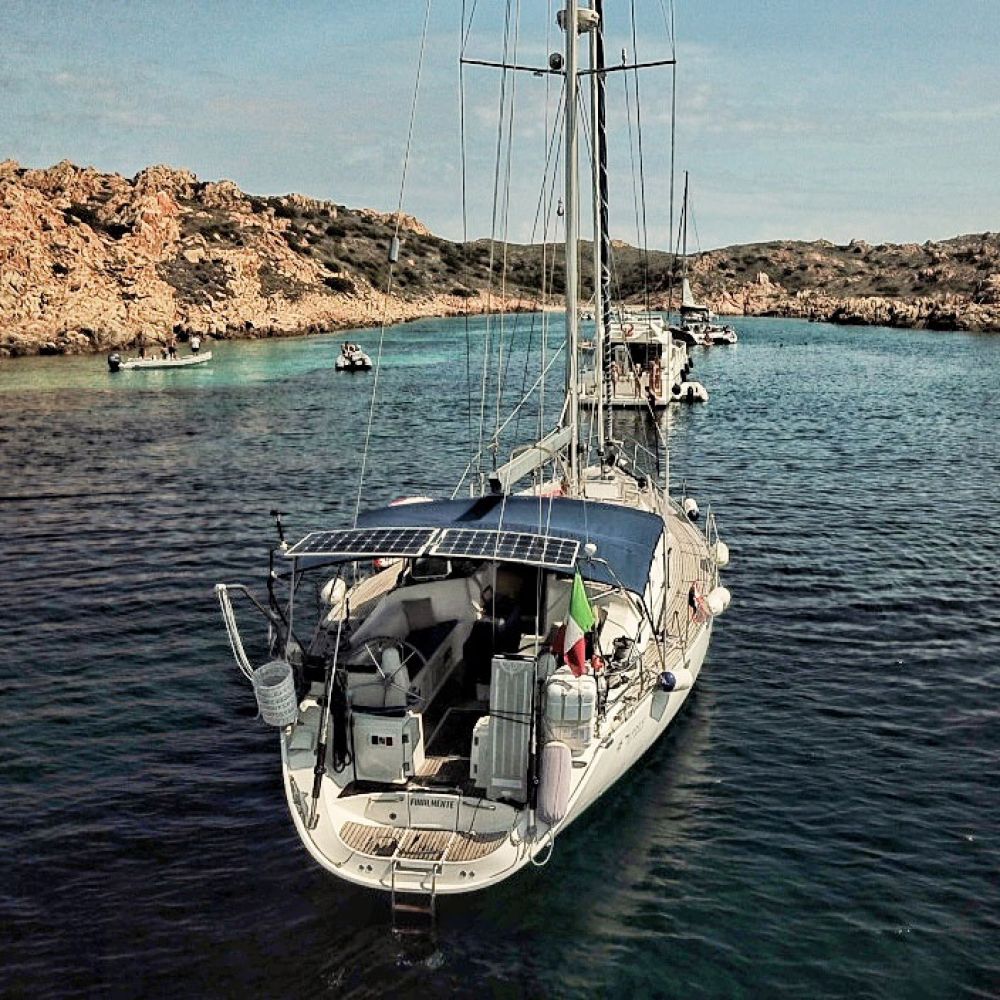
left=680, top=170, right=689, bottom=293
left=590, top=13, right=603, bottom=458
left=590, top=0, right=612, bottom=459
left=562, top=0, right=581, bottom=490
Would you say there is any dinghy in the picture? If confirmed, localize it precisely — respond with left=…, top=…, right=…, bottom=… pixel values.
left=113, top=351, right=212, bottom=371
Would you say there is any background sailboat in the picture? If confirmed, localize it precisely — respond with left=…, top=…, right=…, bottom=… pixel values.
left=671, top=172, right=739, bottom=346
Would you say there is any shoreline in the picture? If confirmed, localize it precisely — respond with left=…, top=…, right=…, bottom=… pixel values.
left=0, top=293, right=542, bottom=360
left=3, top=297, right=997, bottom=363
left=717, top=296, right=1000, bottom=335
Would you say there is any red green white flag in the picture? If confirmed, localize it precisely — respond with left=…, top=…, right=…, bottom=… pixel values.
left=564, top=570, right=596, bottom=677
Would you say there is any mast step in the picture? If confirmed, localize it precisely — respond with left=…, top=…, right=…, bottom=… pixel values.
left=393, top=900, right=433, bottom=916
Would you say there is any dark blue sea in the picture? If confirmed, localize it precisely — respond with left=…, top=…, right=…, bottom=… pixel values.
left=1, top=316, right=998, bottom=999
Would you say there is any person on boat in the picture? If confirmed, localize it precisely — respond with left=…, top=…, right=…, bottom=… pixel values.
left=168, top=339, right=177, bottom=359
left=190, top=334, right=201, bottom=354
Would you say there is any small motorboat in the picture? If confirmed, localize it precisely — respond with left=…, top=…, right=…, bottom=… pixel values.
left=707, top=325, right=738, bottom=345
left=671, top=379, right=709, bottom=403
left=112, top=351, right=212, bottom=371
left=335, top=343, right=373, bottom=371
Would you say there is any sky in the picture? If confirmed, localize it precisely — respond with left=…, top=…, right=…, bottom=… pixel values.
left=2, top=1, right=998, bottom=251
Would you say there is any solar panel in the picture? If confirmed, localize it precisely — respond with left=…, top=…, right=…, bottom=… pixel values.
left=431, top=529, right=579, bottom=569
left=284, top=527, right=438, bottom=559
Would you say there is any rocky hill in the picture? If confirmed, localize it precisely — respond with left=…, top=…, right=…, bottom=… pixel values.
left=0, top=160, right=545, bottom=358
left=1, top=160, right=997, bottom=357
left=684, top=235, right=1000, bottom=332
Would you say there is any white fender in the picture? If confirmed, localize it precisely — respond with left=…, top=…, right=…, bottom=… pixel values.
left=713, top=540, right=730, bottom=567
left=320, top=577, right=347, bottom=606
left=659, top=666, right=694, bottom=692
left=706, top=585, right=732, bottom=616
left=537, top=741, right=572, bottom=826
left=683, top=496, right=700, bottom=521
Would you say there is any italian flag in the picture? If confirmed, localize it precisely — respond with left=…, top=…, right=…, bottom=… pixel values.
left=564, top=570, right=596, bottom=677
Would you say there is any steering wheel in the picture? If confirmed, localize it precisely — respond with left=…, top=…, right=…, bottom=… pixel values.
left=357, top=636, right=428, bottom=710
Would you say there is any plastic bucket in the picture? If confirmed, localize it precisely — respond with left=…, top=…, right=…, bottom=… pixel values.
left=252, top=660, right=298, bottom=727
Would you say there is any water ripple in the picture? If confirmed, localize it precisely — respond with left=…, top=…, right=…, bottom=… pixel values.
left=0, top=317, right=997, bottom=998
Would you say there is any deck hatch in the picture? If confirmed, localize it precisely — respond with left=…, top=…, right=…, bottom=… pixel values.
left=430, top=529, right=579, bottom=569
left=284, top=527, right=438, bottom=559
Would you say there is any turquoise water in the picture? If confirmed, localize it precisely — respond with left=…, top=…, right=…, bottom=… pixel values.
left=1, top=316, right=998, bottom=998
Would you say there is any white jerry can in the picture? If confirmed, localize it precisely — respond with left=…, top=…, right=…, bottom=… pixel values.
left=544, top=670, right=597, bottom=755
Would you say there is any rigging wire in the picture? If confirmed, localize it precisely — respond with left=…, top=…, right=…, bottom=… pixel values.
left=621, top=47, right=643, bottom=299
left=689, top=190, right=703, bottom=255
left=494, top=13, right=574, bottom=462
left=649, top=0, right=680, bottom=311
left=666, top=0, right=678, bottom=313
left=539, top=0, right=554, bottom=443
left=629, top=0, right=653, bottom=315
left=477, top=0, right=517, bottom=477
left=460, top=0, right=475, bottom=471
left=492, top=342, right=567, bottom=442
left=494, top=0, right=523, bottom=457
left=353, top=0, right=433, bottom=527
left=511, top=87, right=566, bottom=445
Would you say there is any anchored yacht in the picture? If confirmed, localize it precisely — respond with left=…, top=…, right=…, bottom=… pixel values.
left=216, top=1, right=730, bottom=915
left=580, top=311, right=707, bottom=408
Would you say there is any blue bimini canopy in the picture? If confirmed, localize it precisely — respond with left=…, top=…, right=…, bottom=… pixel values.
left=288, top=495, right=664, bottom=594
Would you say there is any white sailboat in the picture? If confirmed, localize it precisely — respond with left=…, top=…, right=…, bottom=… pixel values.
left=216, top=2, right=730, bottom=913
left=671, top=173, right=738, bottom=347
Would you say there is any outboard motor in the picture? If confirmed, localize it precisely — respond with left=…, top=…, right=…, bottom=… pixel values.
left=108, top=352, right=121, bottom=372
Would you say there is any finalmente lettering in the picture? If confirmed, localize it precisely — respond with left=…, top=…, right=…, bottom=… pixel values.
left=410, top=797, right=456, bottom=810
